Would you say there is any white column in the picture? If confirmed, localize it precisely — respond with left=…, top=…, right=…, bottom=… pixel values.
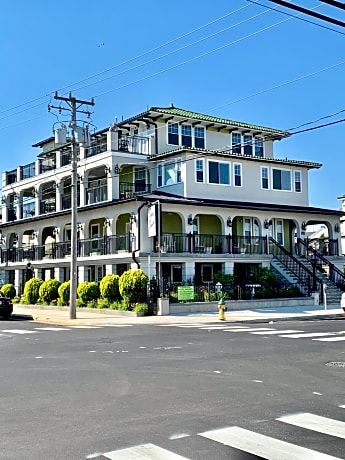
left=184, top=261, right=194, bottom=284
left=78, top=265, right=88, bottom=283
left=223, top=261, right=234, bottom=275
left=14, top=269, right=21, bottom=296
left=54, top=267, right=65, bottom=283
left=105, top=264, right=115, bottom=275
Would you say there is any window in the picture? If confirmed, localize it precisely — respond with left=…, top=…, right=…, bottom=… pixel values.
left=157, top=165, right=162, bottom=187
left=276, top=220, right=283, bottom=245
left=208, top=161, right=230, bottom=185
left=261, top=167, right=269, bottom=189
left=91, top=224, right=100, bottom=251
left=243, top=135, right=253, bottom=156
left=244, top=218, right=251, bottom=244
left=134, top=168, right=146, bottom=193
left=294, top=171, right=301, bottom=192
left=168, top=123, right=179, bottom=145
left=232, top=133, right=241, bottom=154
left=234, top=163, right=242, bottom=186
left=272, top=169, right=291, bottom=191
left=194, top=126, right=205, bottom=149
left=181, top=125, right=192, bottom=147
left=157, top=159, right=182, bottom=187
left=196, top=159, right=204, bottom=183
left=255, top=138, right=264, bottom=157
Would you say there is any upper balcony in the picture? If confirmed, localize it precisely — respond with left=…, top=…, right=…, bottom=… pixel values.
left=3, top=131, right=152, bottom=188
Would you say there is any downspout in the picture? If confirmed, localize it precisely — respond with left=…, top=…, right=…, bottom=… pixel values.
left=132, top=201, right=147, bottom=268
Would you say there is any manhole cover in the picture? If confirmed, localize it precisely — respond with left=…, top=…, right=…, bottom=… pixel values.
left=325, top=361, right=345, bottom=368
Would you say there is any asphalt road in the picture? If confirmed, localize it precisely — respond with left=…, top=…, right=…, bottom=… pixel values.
left=0, top=317, right=344, bottom=459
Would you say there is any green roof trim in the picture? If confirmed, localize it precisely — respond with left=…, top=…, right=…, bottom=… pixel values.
left=121, top=105, right=290, bottom=138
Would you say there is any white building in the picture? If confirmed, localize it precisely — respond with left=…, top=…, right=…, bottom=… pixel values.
left=0, top=104, right=343, bottom=297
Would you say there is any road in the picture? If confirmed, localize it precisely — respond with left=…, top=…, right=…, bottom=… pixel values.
left=0, top=316, right=344, bottom=459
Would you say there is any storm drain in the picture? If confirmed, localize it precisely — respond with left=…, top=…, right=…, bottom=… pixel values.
left=325, top=361, right=345, bottom=368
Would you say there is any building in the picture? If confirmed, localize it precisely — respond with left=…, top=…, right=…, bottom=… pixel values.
left=0, top=104, right=344, bottom=299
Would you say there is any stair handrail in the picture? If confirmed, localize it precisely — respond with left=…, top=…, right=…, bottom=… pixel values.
left=269, top=237, right=323, bottom=298
left=297, top=237, right=345, bottom=289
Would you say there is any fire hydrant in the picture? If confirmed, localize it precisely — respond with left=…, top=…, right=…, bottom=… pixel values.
left=218, top=298, right=226, bottom=321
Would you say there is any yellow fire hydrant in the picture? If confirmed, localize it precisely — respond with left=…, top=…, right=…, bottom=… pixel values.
left=218, top=298, right=226, bottom=321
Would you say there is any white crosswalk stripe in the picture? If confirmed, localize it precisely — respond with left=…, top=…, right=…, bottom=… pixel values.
left=224, top=327, right=275, bottom=332
left=313, top=336, right=345, bottom=342
left=102, top=411, right=345, bottom=460
left=278, top=412, right=345, bottom=440
left=103, top=443, right=188, bottom=459
left=280, top=332, right=337, bottom=338
left=1, top=329, right=39, bottom=334
left=34, top=327, right=71, bottom=331
left=250, top=329, right=302, bottom=335
left=200, top=425, right=340, bottom=459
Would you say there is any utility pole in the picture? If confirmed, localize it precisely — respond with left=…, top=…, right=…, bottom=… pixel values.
left=49, top=92, right=94, bottom=319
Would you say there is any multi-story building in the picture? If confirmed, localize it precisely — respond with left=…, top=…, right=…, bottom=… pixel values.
left=0, top=105, right=343, bottom=298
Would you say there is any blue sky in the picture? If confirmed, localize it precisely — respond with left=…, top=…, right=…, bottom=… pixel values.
left=1, top=0, right=344, bottom=210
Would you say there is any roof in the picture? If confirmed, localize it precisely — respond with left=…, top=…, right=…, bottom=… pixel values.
left=120, top=105, right=291, bottom=139
left=137, top=191, right=343, bottom=216
left=148, top=146, right=322, bottom=169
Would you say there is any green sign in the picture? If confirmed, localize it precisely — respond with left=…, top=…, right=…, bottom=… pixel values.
left=178, top=286, right=194, bottom=301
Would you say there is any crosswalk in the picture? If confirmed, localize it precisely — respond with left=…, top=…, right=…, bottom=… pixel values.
left=101, top=409, right=345, bottom=459
left=0, top=324, right=134, bottom=337
left=158, top=322, right=345, bottom=343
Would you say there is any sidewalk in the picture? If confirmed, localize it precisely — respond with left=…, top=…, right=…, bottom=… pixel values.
left=12, top=303, right=345, bottom=326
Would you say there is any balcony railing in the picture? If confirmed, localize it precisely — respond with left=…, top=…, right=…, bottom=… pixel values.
left=154, top=234, right=269, bottom=254
left=119, top=182, right=151, bottom=200
left=85, top=143, right=107, bottom=158
left=118, top=135, right=149, bottom=155
left=0, top=233, right=132, bottom=263
left=40, top=199, right=56, bottom=214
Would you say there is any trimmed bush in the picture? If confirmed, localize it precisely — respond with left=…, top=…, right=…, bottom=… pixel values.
left=99, top=274, right=121, bottom=303
left=58, top=281, right=71, bottom=306
left=77, top=281, right=100, bottom=304
left=39, top=279, right=61, bottom=304
left=23, top=278, right=44, bottom=305
left=119, top=269, right=148, bottom=308
left=1, top=283, right=16, bottom=299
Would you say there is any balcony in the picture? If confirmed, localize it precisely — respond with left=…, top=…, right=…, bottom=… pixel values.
left=40, top=199, right=56, bottom=215
left=0, top=234, right=132, bottom=263
left=154, top=234, right=268, bottom=255
left=119, top=182, right=151, bottom=200
left=118, top=135, right=149, bottom=155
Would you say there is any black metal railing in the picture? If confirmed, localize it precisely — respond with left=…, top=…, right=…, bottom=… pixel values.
left=154, top=233, right=268, bottom=255
left=297, top=237, right=345, bottom=290
left=270, top=237, right=323, bottom=298
left=119, top=182, right=151, bottom=200
left=0, top=233, right=132, bottom=263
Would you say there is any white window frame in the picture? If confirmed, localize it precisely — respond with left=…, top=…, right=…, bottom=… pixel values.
left=261, top=166, right=269, bottom=189
left=254, top=137, right=264, bottom=157
left=233, top=163, right=242, bottom=187
left=194, top=126, right=205, bottom=149
left=272, top=168, right=292, bottom=192
left=157, top=159, right=182, bottom=187
left=232, top=132, right=242, bottom=154
left=167, top=122, right=179, bottom=145
left=276, top=219, right=284, bottom=245
left=207, top=160, right=230, bottom=186
left=294, top=170, right=302, bottom=193
left=195, top=159, right=204, bottom=183
left=181, top=124, right=192, bottom=147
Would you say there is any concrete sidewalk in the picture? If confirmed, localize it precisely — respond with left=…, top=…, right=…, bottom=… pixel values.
left=12, top=303, right=345, bottom=326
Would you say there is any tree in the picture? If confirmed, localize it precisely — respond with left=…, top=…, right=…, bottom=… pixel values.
left=119, top=269, right=148, bottom=308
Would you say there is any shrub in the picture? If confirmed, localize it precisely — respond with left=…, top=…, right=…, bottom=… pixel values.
left=23, top=278, right=44, bottom=304
left=58, top=281, right=70, bottom=306
left=99, top=274, right=121, bottom=303
left=39, top=279, right=61, bottom=304
left=97, top=298, right=109, bottom=309
left=1, top=283, right=16, bottom=299
left=119, top=269, right=148, bottom=308
left=77, top=281, right=100, bottom=304
left=109, top=301, right=127, bottom=310
left=133, top=303, right=148, bottom=314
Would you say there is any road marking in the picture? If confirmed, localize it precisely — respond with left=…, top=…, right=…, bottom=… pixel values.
left=2, top=329, right=39, bottom=334
left=339, top=405, right=345, bottom=408
left=280, top=332, right=337, bottom=338
left=103, top=443, right=189, bottom=459
left=200, top=325, right=247, bottom=330
left=223, top=327, right=274, bottom=332
left=99, top=324, right=134, bottom=327
left=200, top=426, right=340, bottom=459
left=249, top=329, right=302, bottom=335
left=68, top=326, right=102, bottom=329
left=313, top=336, right=345, bottom=342
left=278, top=412, right=345, bottom=440
left=34, top=327, right=71, bottom=331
